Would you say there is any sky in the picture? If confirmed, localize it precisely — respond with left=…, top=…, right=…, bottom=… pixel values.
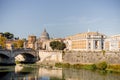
left=0, top=0, right=120, bottom=39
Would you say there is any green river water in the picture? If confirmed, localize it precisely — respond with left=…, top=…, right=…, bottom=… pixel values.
left=0, top=64, right=120, bottom=80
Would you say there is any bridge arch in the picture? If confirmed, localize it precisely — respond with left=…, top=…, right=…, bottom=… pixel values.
left=0, top=53, right=9, bottom=58
left=0, top=54, right=11, bottom=64
left=0, top=49, right=39, bottom=64
left=15, top=52, right=36, bottom=63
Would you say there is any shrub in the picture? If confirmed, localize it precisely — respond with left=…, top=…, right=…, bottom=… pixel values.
left=63, top=63, right=70, bottom=68
left=96, top=61, right=107, bottom=70
left=15, top=60, right=20, bottom=64
left=82, top=64, right=96, bottom=70
left=55, top=63, right=70, bottom=68
left=73, top=64, right=82, bottom=69
left=55, top=63, right=62, bottom=67
left=91, top=64, right=97, bottom=70
left=107, top=64, right=120, bottom=70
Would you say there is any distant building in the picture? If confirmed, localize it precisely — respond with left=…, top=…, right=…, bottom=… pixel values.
left=6, top=40, right=13, bottom=50
left=24, top=29, right=120, bottom=51
left=40, top=28, right=50, bottom=41
left=27, top=35, right=37, bottom=49
left=41, top=40, right=52, bottom=50
left=104, top=34, right=120, bottom=51
left=36, top=28, right=51, bottom=50
left=65, top=32, right=106, bottom=51
left=6, top=40, right=17, bottom=50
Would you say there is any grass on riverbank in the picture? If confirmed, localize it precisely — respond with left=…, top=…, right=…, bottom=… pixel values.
left=55, top=63, right=96, bottom=70
left=107, top=64, right=120, bottom=73
left=55, top=62, right=120, bottom=73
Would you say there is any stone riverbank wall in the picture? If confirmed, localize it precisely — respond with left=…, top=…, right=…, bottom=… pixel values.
left=38, top=50, right=62, bottom=65
left=63, top=51, right=120, bottom=64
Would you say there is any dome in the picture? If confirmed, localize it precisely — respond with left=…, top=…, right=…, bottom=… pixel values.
left=40, top=29, right=50, bottom=41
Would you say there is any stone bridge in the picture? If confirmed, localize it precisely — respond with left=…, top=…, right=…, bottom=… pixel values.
left=0, top=49, right=39, bottom=65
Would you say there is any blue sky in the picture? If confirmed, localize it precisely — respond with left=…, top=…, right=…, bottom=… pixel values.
left=0, top=0, right=120, bottom=39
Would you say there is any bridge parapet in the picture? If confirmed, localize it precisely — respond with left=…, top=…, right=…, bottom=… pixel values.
left=13, top=49, right=37, bottom=57
left=0, top=49, right=11, bottom=57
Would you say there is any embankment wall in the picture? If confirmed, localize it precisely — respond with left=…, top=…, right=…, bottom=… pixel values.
left=63, top=51, right=120, bottom=64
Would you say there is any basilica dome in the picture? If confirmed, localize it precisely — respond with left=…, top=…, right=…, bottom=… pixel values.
left=40, top=29, right=50, bottom=41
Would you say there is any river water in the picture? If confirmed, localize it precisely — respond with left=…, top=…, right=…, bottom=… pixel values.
left=0, top=64, right=120, bottom=80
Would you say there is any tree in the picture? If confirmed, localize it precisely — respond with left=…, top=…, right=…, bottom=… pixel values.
left=13, top=40, right=24, bottom=49
left=17, top=40, right=24, bottom=48
left=50, top=41, right=66, bottom=50
left=13, top=42, right=17, bottom=49
left=3, top=32, right=14, bottom=39
left=0, top=36, right=6, bottom=48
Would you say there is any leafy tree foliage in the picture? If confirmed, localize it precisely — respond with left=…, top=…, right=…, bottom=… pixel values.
left=13, top=40, right=24, bottom=49
left=96, top=61, right=107, bottom=70
left=50, top=41, right=66, bottom=50
left=0, top=37, right=6, bottom=48
left=13, top=42, right=17, bottom=49
left=17, top=40, right=24, bottom=48
left=3, top=32, right=14, bottom=39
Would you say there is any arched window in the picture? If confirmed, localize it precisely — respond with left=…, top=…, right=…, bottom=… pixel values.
left=95, top=40, right=99, bottom=49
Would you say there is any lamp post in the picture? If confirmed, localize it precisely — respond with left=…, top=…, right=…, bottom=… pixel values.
left=24, top=40, right=27, bottom=50
left=10, top=44, right=14, bottom=64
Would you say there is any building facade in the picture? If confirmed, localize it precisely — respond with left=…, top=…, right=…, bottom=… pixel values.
left=65, top=32, right=106, bottom=51
left=25, top=29, right=120, bottom=51
left=26, top=35, right=37, bottom=49
left=40, top=28, right=50, bottom=41
left=104, top=34, right=120, bottom=51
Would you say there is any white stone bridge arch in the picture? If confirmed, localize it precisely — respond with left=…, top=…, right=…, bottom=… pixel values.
left=0, top=49, right=39, bottom=64
left=13, top=49, right=37, bottom=57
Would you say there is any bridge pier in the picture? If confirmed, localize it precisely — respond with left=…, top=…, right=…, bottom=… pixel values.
left=0, top=57, right=15, bottom=65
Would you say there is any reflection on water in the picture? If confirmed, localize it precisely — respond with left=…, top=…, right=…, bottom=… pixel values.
left=0, top=64, right=120, bottom=80
left=63, top=69, right=120, bottom=80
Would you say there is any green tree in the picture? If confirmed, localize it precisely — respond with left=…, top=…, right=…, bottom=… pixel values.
left=50, top=41, right=66, bottom=50
left=13, top=40, right=24, bottom=49
left=17, top=40, right=24, bottom=48
left=13, top=42, right=17, bottom=49
left=0, top=37, right=6, bottom=48
left=3, top=32, right=14, bottom=39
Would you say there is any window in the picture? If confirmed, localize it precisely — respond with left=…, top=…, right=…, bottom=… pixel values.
left=88, top=41, right=91, bottom=49
left=95, top=40, right=99, bottom=49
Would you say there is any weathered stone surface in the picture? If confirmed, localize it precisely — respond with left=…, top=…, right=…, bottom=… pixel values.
left=63, top=51, right=120, bottom=64
left=38, top=50, right=62, bottom=64
left=0, top=49, right=38, bottom=64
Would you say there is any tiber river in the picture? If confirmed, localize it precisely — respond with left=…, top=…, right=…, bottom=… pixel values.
left=0, top=64, right=120, bottom=80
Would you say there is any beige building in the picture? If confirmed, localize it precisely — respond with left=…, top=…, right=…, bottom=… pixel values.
left=40, top=28, right=50, bottom=41
left=26, top=29, right=50, bottom=50
left=38, top=29, right=50, bottom=50
left=6, top=40, right=13, bottom=50
left=65, top=32, right=106, bottom=51
left=27, top=35, right=36, bottom=49
left=6, top=40, right=19, bottom=50
left=104, top=34, right=120, bottom=51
